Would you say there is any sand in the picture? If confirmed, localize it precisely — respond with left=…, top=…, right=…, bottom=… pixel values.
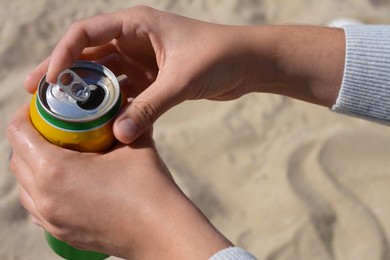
left=1, top=0, right=390, bottom=259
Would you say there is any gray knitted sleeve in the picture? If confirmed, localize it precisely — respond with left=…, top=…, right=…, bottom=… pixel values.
left=209, top=247, right=258, bottom=260
left=332, top=25, right=390, bottom=124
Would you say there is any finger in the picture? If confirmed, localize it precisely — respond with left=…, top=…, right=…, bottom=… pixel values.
left=7, top=104, right=60, bottom=174
left=94, top=53, right=128, bottom=77
left=18, top=185, right=46, bottom=228
left=46, top=12, right=125, bottom=83
left=80, top=42, right=118, bottom=61
left=92, top=54, right=149, bottom=99
left=31, top=216, right=45, bottom=228
left=94, top=53, right=158, bottom=98
left=10, top=153, right=36, bottom=198
left=24, top=57, right=50, bottom=94
left=117, top=78, right=141, bottom=99
left=106, top=61, right=155, bottom=97
left=113, top=72, right=185, bottom=143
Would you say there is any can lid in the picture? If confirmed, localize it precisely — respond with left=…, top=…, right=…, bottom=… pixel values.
left=38, top=61, right=120, bottom=123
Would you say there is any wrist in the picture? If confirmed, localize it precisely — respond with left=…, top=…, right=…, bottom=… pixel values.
left=276, top=26, right=345, bottom=107
left=148, top=192, right=232, bottom=259
left=127, top=187, right=232, bottom=259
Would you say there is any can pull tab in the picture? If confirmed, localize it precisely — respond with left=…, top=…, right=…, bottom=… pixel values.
left=57, top=69, right=91, bottom=101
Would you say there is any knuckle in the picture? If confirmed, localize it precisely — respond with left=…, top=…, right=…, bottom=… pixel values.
left=37, top=158, right=66, bottom=187
left=68, top=20, right=84, bottom=31
left=6, top=118, right=23, bottom=141
left=45, top=163, right=64, bottom=180
left=67, top=243, right=83, bottom=250
left=132, top=99, right=158, bottom=125
left=9, top=154, right=17, bottom=173
left=67, top=242, right=89, bottom=251
left=36, top=168, right=54, bottom=189
left=49, top=228, right=89, bottom=251
left=49, top=227, right=72, bottom=243
left=128, top=5, right=154, bottom=16
left=67, top=22, right=88, bottom=56
left=37, top=198, right=62, bottom=225
left=122, top=5, right=155, bottom=26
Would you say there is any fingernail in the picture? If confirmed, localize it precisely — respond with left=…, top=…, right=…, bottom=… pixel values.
left=117, top=118, right=138, bottom=141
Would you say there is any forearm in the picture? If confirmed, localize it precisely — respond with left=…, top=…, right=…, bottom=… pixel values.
left=240, top=25, right=345, bottom=107
left=122, top=185, right=232, bottom=260
left=147, top=197, right=232, bottom=259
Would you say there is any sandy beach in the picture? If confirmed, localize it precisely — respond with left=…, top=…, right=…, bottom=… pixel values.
left=2, top=0, right=390, bottom=259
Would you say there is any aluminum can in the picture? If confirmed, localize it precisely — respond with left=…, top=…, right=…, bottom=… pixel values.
left=30, top=61, right=123, bottom=259
left=30, top=61, right=122, bottom=152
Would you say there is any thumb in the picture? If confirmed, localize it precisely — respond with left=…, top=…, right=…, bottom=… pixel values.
left=113, top=98, right=156, bottom=144
left=113, top=80, right=182, bottom=144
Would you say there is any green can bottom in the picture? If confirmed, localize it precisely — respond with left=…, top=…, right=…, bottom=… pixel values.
left=45, top=231, right=109, bottom=260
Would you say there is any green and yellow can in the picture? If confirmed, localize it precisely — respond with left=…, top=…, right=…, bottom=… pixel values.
left=30, top=61, right=123, bottom=259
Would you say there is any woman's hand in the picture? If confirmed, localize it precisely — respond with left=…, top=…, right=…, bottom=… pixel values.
left=7, top=104, right=231, bottom=259
left=23, top=6, right=279, bottom=144
left=24, top=5, right=345, bottom=144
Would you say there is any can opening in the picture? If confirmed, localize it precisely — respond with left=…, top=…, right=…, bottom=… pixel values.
left=77, top=84, right=105, bottom=110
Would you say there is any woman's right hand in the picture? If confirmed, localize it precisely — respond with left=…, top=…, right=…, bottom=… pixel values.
left=24, top=6, right=345, bottom=144
left=24, top=6, right=278, bottom=143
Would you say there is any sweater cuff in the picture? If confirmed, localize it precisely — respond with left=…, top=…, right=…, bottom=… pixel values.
left=332, top=25, right=390, bottom=124
left=209, top=247, right=257, bottom=260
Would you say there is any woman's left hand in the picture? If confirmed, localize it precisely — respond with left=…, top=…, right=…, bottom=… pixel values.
left=7, top=104, right=231, bottom=259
